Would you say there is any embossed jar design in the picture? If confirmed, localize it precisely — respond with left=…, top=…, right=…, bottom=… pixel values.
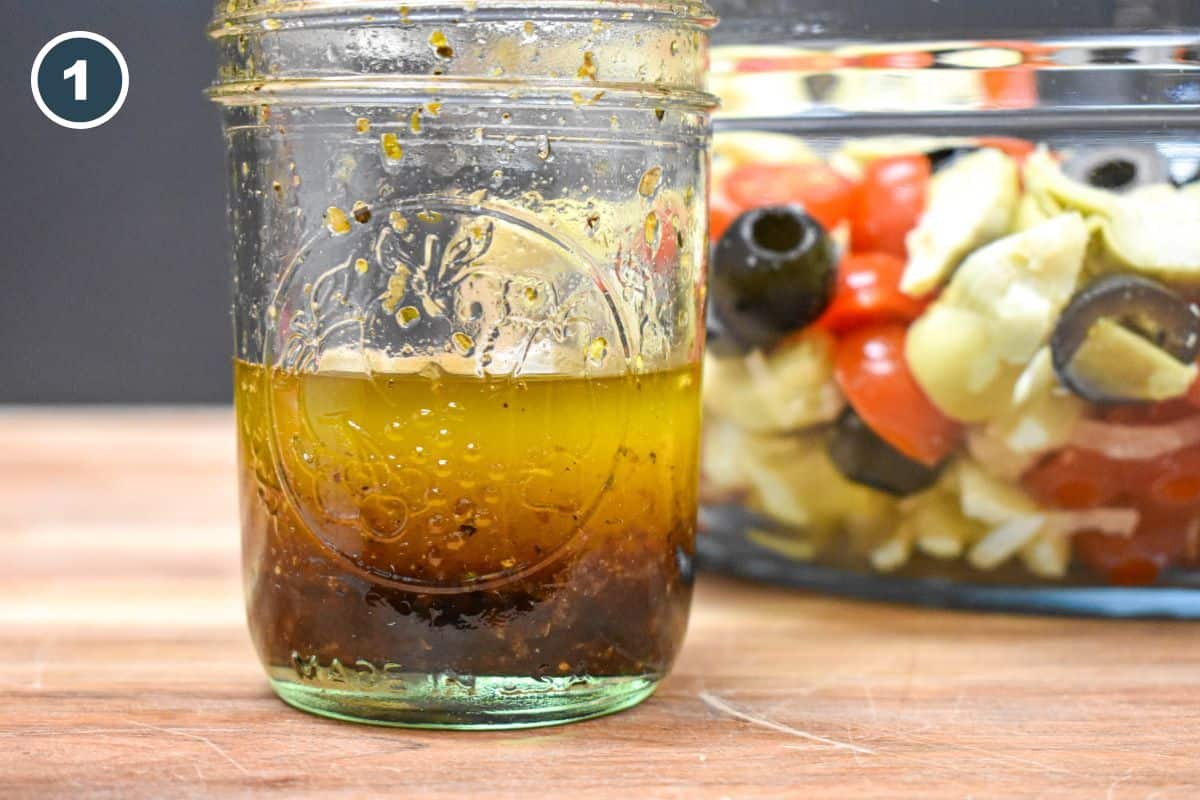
left=209, top=1, right=716, bottom=727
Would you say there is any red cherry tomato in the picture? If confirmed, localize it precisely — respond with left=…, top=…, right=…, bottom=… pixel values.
left=1119, top=445, right=1200, bottom=510
left=857, top=50, right=936, bottom=70
left=818, top=252, right=930, bottom=334
left=653, top=215, right=680, bottom=272
left=850, top=155, right=931, bottom=258
left=1022, top=448, right=1123, bottom=510
left=1076, top=505, right=1194, bottom=586
left=723, top=162, right=858, bottom=232
left=1102, top=399, right=1197, bottom=425
left=635, top=207, right=680, bottom=274
left=710, top=184, right=742, bottom=243
left=981, top=68, right=1039, bottom=110
left=1186, top=369, right=1200, bottom=409
left=834, top=323, right=962, bottom=467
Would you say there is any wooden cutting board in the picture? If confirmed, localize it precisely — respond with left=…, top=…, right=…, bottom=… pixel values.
left=1, top=410, right=1197, bottom=798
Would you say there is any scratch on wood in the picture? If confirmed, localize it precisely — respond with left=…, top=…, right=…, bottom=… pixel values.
left=129, top=721, right=249, bottom=775
left=1107, top=768, right=1134, bottom=800
left=698, top=690, right=876, bottom=756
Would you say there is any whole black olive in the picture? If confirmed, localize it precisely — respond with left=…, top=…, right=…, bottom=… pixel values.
left=704, top=294, right=749, bottom=357
left=1063, top=145, right=1169, bottom=193
left=827, top=408, right=943, bottom=497
left=927, top=146, right=978, bottom=172
left=1050, top=274, right=1200, bottom=403
left=710, top=206, right=837, bottom=352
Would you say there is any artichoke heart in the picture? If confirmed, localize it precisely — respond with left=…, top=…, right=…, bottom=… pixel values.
left=702, top=329, right=843, bottom=434
left=901, top=148, right=1021, bottom=296
left=905, top=214, right=1090, bottom=422
left=1024, top=149, right=1200, bottom=281
left=1067, top=317, right=1199, bottom=402
left=1099, top=185, right=1200, bottom=281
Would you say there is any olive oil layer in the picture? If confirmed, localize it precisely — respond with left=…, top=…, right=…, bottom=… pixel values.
left=235, top=359, right=701, bottom=681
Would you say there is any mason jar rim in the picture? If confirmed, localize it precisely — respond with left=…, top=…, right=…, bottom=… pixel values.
left=210, top=0, right=718, bottom=36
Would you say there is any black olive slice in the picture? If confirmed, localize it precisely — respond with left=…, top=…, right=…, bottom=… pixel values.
left=1062, top=146, right=1169, bottom=193
left=827, top=408, right=943, bottom=497
left=1050, top=275, right=1200, bottom=403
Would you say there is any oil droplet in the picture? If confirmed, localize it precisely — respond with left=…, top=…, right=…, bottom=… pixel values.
left=644, top=211, right=659, bottom=246
left=536, top=135, right=551, bottom=160
left=396, top=306, right=421, bottom=327
left=325, top=207, right=351, bottom=236
left=387, top=212, right=407, bottom=233
left=654, top=107, right=666, bottom=121
left=352, top=201, right=371, bottom=223
left=271, top=180, right=283, bottom=196
left=429, top=30, right=454, bottom=59
left=360, top=495, right=408, bottom=541
left=454, top=497, right=475, bottom=519
left=500, top=557, right=517, bottom=569
left=577, top=51, right=598, bottom=81
left=381, top=133, right=404, bottom=163
left=592, top=18, right=606, bottom=33
left=410, top=110, right=422, bottom=134
left=452, top=332, right=475, bottom=356
left=355, top=117, right=370, bottom=133
left=638, top=166, right=663, bottom=198
left=417, top=209, right=443, bottom=223
left=523, top=286, right=539, bottom=304
left=587, top=336, right=608, bottom=364
left=354, top=258, right=369, bottom=274
left=523, top=20, right=535, bottom=37
left=263, top=18, right=282, bottom=31
left=670, top=39, right=680, bottom=56
left=425, top=101, right=442, bottom=116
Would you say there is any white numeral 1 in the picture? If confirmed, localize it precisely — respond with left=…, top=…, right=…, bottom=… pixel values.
left=63, top=59, right=87, bottom=101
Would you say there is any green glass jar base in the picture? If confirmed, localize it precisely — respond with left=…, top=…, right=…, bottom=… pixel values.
left=267, top=672, right=660, bottom=730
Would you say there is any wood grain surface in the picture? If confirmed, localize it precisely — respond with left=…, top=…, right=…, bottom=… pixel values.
left=1, top=410, right=1198, bottom=799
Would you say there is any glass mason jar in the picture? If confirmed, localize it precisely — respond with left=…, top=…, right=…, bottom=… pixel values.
left=698, top=0, right=1200, bottom=616
left=209, top=0, right=715, bottom=727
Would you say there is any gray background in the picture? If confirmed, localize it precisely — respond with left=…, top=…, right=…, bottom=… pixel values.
left=1, top=1, right=1194, bottom=403
left=1, top=0, right=228, bottom=403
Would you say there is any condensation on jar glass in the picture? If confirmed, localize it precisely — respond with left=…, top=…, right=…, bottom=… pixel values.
left=698, top=0, right=1200, bottom=616
left=209, top=0, right=716, bottom=727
